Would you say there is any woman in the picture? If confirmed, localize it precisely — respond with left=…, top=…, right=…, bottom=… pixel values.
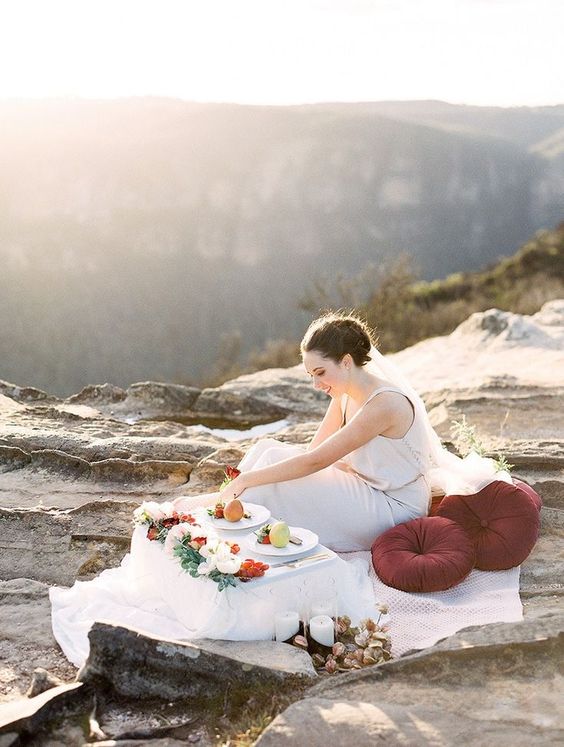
left=213, top=312, right=434, bottom=552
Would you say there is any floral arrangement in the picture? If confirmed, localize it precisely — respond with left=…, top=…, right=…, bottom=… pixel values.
left=133, top=501, right=196, bottom=542
left=292, top=608, right=392, bottom=674
left=167, top=523, right=269, bottom=591
left=133, top=501, right=269, bottom=591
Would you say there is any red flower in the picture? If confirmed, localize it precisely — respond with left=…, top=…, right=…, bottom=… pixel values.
left=236, top=559, right=269, bottom=579
left=179, top=513, right=196, bottom=524
left=225, top=466, right=241, bottom=481
left=230, top=543, right=240, bottom=554
left=147, top=525, right=159, bottom=541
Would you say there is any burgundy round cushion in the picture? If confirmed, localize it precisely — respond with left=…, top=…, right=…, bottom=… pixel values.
left=513, top=479, right=542, bottom=512
left=371, top=517, right=475, bottom=593
left=436, top=480, right=540, bottom=571
left=429, top=493, right=445, bottom=517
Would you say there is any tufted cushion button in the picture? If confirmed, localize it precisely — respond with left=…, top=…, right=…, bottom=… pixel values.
left=437, top=480, right=540, bottom=571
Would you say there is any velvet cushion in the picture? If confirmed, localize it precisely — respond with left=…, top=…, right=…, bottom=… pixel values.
left=436, top=480, right=540, bottom=570
left=371, top=517, right=475, bottom=593
left=428, top=493, right=445, bottom=517
left=513, top=479, right=542, bottom=512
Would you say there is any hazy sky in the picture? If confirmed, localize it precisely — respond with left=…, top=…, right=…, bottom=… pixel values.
left=1, top=0, right=562, bottom=107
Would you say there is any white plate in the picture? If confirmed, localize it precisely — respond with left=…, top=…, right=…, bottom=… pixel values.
left=199, top=502, right=271, bottom=531
left=246, top=526, right=319, bottom=557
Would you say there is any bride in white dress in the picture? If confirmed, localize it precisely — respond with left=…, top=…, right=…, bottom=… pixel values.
left=209, top=312, right=433, bottom=552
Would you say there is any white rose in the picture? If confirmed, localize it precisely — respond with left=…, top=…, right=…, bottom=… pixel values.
left=215, top=542, right=232, bottom=559
left=214, top=542, right=242, bottom=575
left=200, top=538, right=220, bottom=559
left=159, top=501, right=175, bottom=517
left=141, top=501, right=165, bottom=521
left=216, top=555, right=242, bottom=575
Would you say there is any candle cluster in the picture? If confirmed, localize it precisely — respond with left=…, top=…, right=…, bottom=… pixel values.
left=278, top=608, right=391, bottom=674
left=274, top=597, right=337, bottom=653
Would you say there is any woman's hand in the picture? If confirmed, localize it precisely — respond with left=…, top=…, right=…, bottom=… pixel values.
left=218, top=473, right=249, bottom=503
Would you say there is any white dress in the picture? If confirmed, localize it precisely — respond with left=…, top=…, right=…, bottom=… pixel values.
left=237, top=386, right=432, bottom=552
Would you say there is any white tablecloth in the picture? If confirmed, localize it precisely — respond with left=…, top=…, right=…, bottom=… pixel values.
left=50, top=524, right=379, bottom=667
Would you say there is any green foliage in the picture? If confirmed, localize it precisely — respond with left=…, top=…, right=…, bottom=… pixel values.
left=451, top=416, right=514, bottom=472
left=298, top=223, right=564, bottom=354
left=451, top=416, right=487, bottom=457
left=174, top=543, right=202, bottom=576
left=494, top=454, right=515, bottom=474
left=207, top=223, right=564, bottom=384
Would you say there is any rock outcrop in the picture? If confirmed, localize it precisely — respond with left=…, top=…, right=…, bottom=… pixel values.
left=256, top=615, right=564, bottom=746
left=0, top=301, right=562, bottom=743
left=80, top=623, right=316, bottom=700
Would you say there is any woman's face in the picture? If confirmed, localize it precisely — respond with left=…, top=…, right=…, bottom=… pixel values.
left=302, top=350, right=348, bottom=398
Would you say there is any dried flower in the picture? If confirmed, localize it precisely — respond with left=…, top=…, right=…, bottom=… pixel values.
left=354, top=629, right=371, bottom=648
left=292, top=635, right=309, bottom=650
left=311, top=654, right=325, bottom=668
left=370, top=632, right=389, bottom=643
left=332, top=642, right=346, bottom=658
left=336, top=615, right=351, bottom=635
left=363, top=648, right=382, bottom=666
left=325, top=658, right=337, bottom=674
left=367, top=640, right=384, bottom=649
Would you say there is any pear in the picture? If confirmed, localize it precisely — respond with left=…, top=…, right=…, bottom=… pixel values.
left=223, top=498, right=244, bottom=522
left=269, top=521, right=291, bottom=548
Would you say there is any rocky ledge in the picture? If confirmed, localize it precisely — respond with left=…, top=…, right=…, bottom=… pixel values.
left=0, top=301, right=562, bottom=744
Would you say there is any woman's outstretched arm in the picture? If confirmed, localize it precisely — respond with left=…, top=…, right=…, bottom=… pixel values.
left=218, top=395, right=396, bottom=501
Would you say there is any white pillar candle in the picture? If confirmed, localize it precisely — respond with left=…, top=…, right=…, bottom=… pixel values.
left=309, top=615, right=335, bottom=646
left=274, top=611, right=300, bottom=642
left=310, top=600, right=334, bottom=618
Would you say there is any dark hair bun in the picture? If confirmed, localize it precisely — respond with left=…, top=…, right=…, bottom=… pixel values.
left=300, top=312, right=376, bottom=366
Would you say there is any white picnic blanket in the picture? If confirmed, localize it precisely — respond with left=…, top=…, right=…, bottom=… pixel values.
left=341, top=551, right=523, bottom=656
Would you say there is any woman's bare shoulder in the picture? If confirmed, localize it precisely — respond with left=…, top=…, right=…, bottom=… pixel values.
left=363, top=389, right=414, bottom=436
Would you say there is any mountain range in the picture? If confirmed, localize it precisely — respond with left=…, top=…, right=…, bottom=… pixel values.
left=0, top=98, right=562, bottom=395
